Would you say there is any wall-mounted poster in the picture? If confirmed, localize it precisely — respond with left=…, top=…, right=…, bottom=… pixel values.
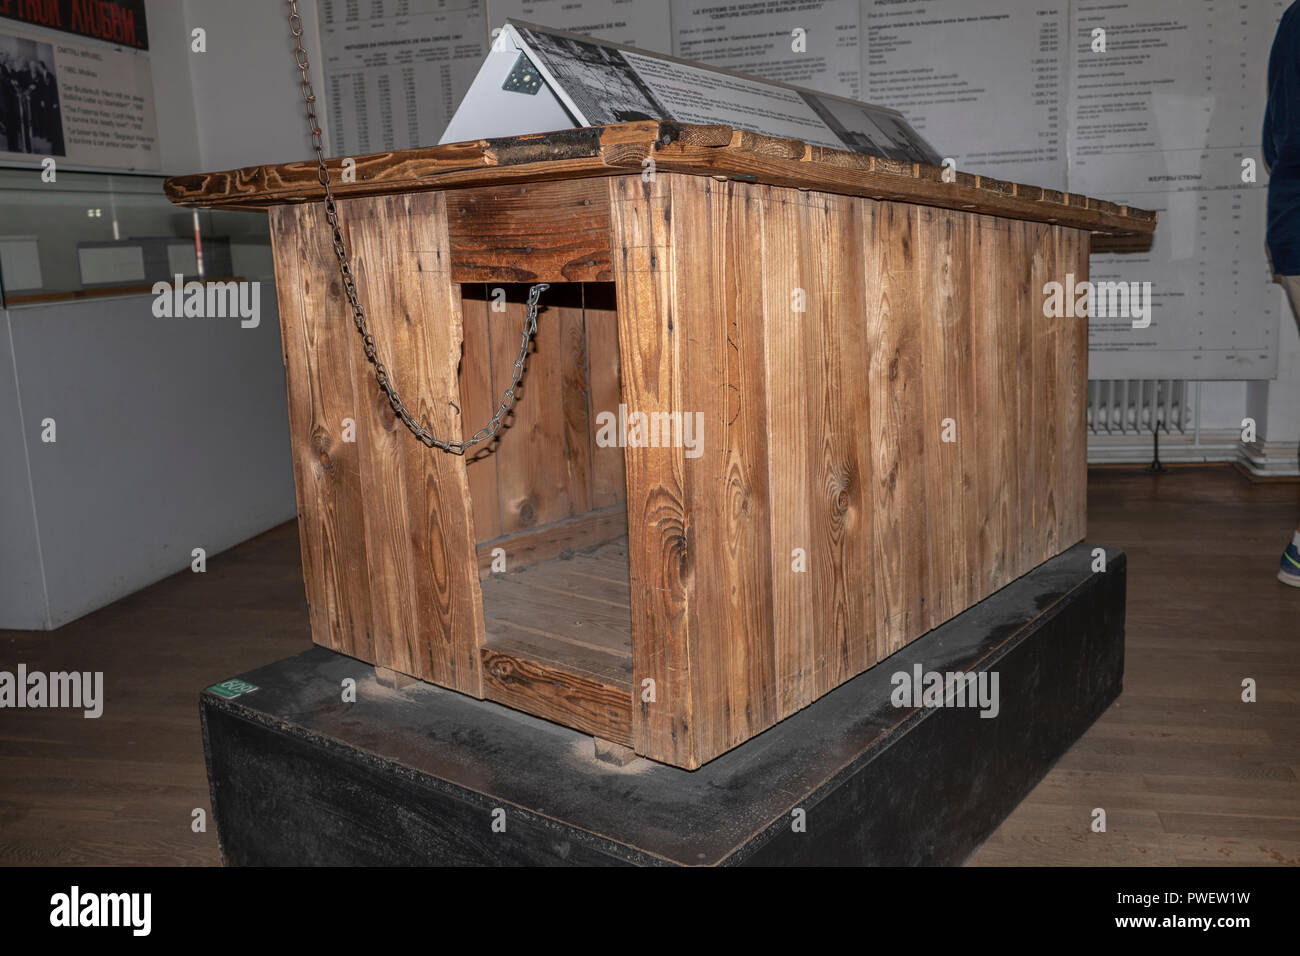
left=1067, top=0, right=1288, bottom=381
left=0, top=2, right=157, bottom=172
left=318, top=0, right=488, bottom=155
left=487, top=0, right=671, bottom=51
left=0, top=0, right=147, bottom=49
left=861, top=0, right=1067, bottom=191
left=672, top=0, right=862, bottom=98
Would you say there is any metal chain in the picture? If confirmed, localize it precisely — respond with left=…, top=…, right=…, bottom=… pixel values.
left=287, top=1, right=546, bottom=455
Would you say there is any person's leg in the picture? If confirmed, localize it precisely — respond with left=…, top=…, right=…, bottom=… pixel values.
left=1276, top=276, right=1300, bottom=586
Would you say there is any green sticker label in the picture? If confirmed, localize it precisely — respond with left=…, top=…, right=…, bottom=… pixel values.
left=206, top=678, right=259, bottom=699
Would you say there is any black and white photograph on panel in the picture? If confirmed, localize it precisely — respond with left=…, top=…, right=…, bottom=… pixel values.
left=0, top=33, right=63, bottom=156
left=799, top=88, right=941, bottom=164
left=514, top=23, right=669, bottom=124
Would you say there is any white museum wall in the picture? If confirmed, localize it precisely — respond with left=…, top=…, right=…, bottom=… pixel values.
left=0, top=311, right=47, bottom=630
left=171, top=0, right=332, bottom=172
left=143, top=0, right=202, bottom=174
left=0, top=2, right=315, bottom=629
left=0, top=292, right=295, bottom=629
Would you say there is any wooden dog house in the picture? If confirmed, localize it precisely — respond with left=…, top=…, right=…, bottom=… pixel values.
left=166, top=121, right=1156, bottom=770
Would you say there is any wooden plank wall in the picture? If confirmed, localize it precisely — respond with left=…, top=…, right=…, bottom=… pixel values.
left=269, top=174, right=1088, bottom=767
left=268, top=194, right=485, bottom=696
left=609, top=173, right=1087, bottom=768
left=268, top=203, right=375, bottom=667
left=271, top=194, right=629, bottom=707
left=457, top=283, right=627, bottom=550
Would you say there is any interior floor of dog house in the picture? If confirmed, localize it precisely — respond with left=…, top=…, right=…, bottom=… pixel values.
left=461, top=282, right=634, bottom=695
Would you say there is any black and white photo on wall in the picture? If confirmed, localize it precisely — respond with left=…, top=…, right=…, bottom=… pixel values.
left=0, top=32, right=63, bottom=156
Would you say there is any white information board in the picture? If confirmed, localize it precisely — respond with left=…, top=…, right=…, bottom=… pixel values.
left=1067, top=0, right=1287, bottom=380
left=0, top=23, right=159, bottom=172
left=860, top=0, right=1286, bottom=379
left=317, top=0, right=488, bottom=156
left=861, top=0, right=1066, bottom=190
left=672, top=0, right=862, bottom=98
left=486, top=0, right=671, bottom=51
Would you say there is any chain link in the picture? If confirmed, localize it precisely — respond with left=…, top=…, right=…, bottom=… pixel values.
left=287, top=0, right=546, bottom=455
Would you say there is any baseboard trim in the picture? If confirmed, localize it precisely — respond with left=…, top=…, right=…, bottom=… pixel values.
left=1238, top=440, right=1300, bottom=478
left=1086, top=430, right=1243, bottom=466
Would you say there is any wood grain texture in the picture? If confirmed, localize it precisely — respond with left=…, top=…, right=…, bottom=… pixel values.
left=479, top=539, right=634, bottom=745
left=166, top=122, right=1157, bottom=241
left=791, top=190, right=875, bottom=701
left=611, top=176, right=890, bottom=763
left=608, top=174, right=697, bottom=766
left=762, top=191, right=814, bottom=715
left=584, top=284, right=628, bottom=509
left=1059, top=228, right=1090, bottom=548
left=334, top=192, right=485, bottom=695
left=164, top=123, right=657, bottom=210
left=969, top=216, right=1008, bottom=599
left=697, top=179, right=778, bottom=756
left=1010, top=220, right=1038, bottom=577
left=945, top=215, right=980, bottom=609
left=1032, top=223, right=1062, bottom=565
left=268, top=204, right=375, bottom=664
left=457, top=284, right=627, bottom=545
left=481, top=646, right=633, bottom=746
left=991, top=218, right=1022, bottom=592
left=918, top=206, right=963, bottom=627
left=866, top=201, right=928, bottom=656
left=266, top=168, right=1098, bottom=768
left=446, top=179, right=612, bottom=282
left=605, top=172, right=1096, bottom=767
left=610, top=174, right=789, bottom=766
left=474, top=505, right=628, bottom=576
left=458, top=290, right=502, bottom=542
left=489, top=291, right=592, bottom=534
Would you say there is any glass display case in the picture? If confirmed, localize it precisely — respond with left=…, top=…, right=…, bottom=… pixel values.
left=0, top=167, right=272, bottom=307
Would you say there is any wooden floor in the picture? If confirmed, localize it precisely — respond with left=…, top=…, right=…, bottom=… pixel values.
left=970, top=466, right=1300, bottom=866
left=0, top=466, right=1296, bottom=866
left=480, top=538, right=633, bottom=690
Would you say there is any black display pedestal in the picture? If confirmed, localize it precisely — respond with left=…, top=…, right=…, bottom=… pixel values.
left=200, top=543, right=1125, bottom=866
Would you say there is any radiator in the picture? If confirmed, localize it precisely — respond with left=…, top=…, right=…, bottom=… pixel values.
left=1087, top=379, right=1191, bottom=436
left=1085, top=379, right=1247, bottom=465
left=1086, top=379, right=1297, bottom=471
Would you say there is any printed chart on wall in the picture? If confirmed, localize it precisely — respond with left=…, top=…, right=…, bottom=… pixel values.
left=318, top=0, right=488, bottom=155
left=0, top=0, right=158, bottom=172
left=1069, top=0, right=1289, bottom=380
left=486, top=0, right=671, bottom=51
left=861, top=0, right=1288, bottom=380
left=671, top=0, right=861, bottom=98
left=861, top=0, right=1066, bottom=189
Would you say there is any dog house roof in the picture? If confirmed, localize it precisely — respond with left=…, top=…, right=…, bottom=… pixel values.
left=164, top=121, right=1157, bottom=243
